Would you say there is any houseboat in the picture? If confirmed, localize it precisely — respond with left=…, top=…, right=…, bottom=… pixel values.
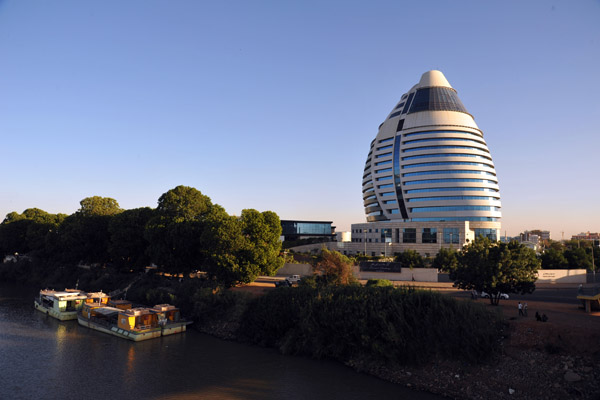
left=77, top=302, right=190, bottom=342
left=34, top=289, right=87, bottom=321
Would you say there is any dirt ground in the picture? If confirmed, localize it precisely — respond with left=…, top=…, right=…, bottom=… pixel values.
left=231, top=280, right=600, bottom=399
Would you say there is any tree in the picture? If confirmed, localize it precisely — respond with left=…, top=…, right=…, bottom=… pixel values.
left=57, top=197, right=123, bottom=264
left=442, top=238, right=540, bottom=305
left=145, top=186, right=214, bottom=274
left=432, top=247, right=458, bottom=271
left=202, top=208, right=284, bottom=287
left=564, top=247, right=592, bottom=270
left=540, top=247, right=568, bottom=269
left=108, top=207, right=154, bottom=271
left=394, top=249, right=425, bottom=269
left=78, top=196, right=122, bottom=216
left=311, top=248, right=358, bottom=286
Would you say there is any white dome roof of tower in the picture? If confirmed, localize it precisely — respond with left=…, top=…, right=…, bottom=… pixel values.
left=417, top=70, right=453, bottom=89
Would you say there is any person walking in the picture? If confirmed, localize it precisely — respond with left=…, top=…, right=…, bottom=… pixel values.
left=523, top=302, right=528, bottom=316
left=518, top=302, right=524, bottom=316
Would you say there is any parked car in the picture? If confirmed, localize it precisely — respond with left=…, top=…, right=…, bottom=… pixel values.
left=480, top=291, right=509, bottom=299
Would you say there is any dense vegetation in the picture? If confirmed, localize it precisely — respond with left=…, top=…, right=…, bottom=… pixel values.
left=539, top=239, right=599, bottom=270
left=238, top=285, right=503, bottom=365
left=0, top=185, right=283, bottom=287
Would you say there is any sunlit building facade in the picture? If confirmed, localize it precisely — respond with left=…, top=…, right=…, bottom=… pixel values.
left=348, top=70, right=501, bottom=256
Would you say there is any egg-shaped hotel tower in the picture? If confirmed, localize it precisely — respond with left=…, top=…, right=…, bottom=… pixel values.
left=350, top=70, right=501, bottom=256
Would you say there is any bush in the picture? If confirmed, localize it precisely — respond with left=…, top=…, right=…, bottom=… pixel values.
left=365, top=279, right=393, bottom=287
left=238, top=285, right=503, bottom=365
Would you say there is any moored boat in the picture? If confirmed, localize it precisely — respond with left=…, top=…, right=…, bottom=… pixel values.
left=34, top=289, right=87, bottom=321
left=77, top=301, right=191, bottom=342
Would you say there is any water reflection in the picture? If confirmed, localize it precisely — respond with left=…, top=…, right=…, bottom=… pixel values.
left=0, top=284, right=441, bottom=400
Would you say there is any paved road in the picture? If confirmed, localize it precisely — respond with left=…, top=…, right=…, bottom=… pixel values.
left=446, top=285, right=600, bottom=305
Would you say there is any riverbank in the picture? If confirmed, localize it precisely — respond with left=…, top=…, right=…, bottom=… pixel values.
left=223, top=282, right=600, bottom=400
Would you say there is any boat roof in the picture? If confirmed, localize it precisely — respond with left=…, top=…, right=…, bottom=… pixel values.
left=92, top=307, right=121, bottom=316
left=152, top=304, right=178, bottom=312
left=41, top=290, right=87, bottom=300
left=122, top=307, right=155, bottom=316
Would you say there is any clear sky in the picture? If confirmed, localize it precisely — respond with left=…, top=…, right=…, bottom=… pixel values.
left=1, top=0, right=599, bottom=240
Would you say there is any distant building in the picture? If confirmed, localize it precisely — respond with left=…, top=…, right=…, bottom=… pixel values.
left=572, top=232, right=600, bottom=241
left=520, top=230, right=550, bottom=242
left=280, top=220, right=335, bottom=241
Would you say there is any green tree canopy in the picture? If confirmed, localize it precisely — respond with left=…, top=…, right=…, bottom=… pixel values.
left=442, top=238, right=540, bottom=305
left=394, top=249, right=425, bottom=269
left=145, top=186, right=215, bottom=274
left=432, top=247, right=458, bottom=271
left=108, top=207, right=154, bottom=271
left=540, top=247, right=568, bottom=269
left=78, top=196, right=123, bottom=216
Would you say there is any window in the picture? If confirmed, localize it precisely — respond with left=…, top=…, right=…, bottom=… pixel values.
left=411, top=217, right=498, bottom=222
left=388, top=110, right=402, bottom=119
left=403, top=137, right=485, bottom=146
left=402, top=153, right=492, bottom=161
left=364, top=194, right=377, bottom=200
left=402, top=170, right=495, bottom=178
left=403, top=145, right=489, bottom=153
left=381, top=228, right=392, bottom=243
left=396, top=119, right=404, bottom=131
left=406, top=187, right=498, bottom=194
left=422, top=228, right=437, bottom=243
left=410, top=206, right=499, bottom=213
left=403, top=228, right=416, bottom=243
left=474, top=228, right=497, bottom=241
left=378, top=183, right=394, bottom=189
left=401, top=92, right=414, bottom=114
left=407, top=196, right=498, bottom=202
left=404, top=178, right=491, bottom=186
left=379, top=137, right=394, bottom=144
left=376, top=167, right=393, bottom=174
left=389, top=209, right=400, bottom=214
left=403, top=161, right=493, bottom=169
left=443, top=228, right=460, bottom=244
left=375, top=160, right=392, bottom=166
left=380, top=191, right=395, bottom=196
left=383, top=199, right=397, bottom=204
left=375, top=152, right=392, bottom=158
left=376, top=176, right=393, bottom=181
left=408, top=87, right=468, bottom=114
left=377, top=144, right=393, bottom=151
left=403, top=130, right=482, bottom=138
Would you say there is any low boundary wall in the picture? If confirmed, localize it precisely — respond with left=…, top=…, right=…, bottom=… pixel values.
left=536, top=269, right=586, bottom=284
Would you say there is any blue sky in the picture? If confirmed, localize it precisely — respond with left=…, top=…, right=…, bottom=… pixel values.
left=0, top=0, right=599, bottom=240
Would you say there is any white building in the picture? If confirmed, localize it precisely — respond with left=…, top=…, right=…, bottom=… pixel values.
left=346, top=70, right=502, bottom=256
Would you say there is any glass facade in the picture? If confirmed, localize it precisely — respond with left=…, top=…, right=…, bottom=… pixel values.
left=403, top=228, right=416, bottom=243
left=408, top=87, right=468, bottom=114
left=411, top=206, right=499, bottom=213
left=403, top=170, right=495, bottom=177
left=406, top=187, right=498, bottom=194
left=403, top=145, right=489, bottom=153
left=407, top=196, right=498, bottom=202
left=403, top=161, right=492, bottom=169
left=404, top=178, right=493, bottom=185
left=443, top=228, right=460, bottom=244
left=422, top=228, right=437, bottom=243
left=403, top=130, right=482, bottom=138
left=402, top=153, right=492, bottom=161
left=474, top=228, right=497, bottom=241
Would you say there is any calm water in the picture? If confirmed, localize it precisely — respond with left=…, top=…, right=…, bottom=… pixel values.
left=0, top=284, right=441, bottom=400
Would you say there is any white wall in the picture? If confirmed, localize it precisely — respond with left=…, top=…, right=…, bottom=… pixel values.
left=536, top=269, right=587, bottom=283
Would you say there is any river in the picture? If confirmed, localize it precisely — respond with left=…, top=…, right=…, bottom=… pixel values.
left=0, top=284, right=441, bottom=400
